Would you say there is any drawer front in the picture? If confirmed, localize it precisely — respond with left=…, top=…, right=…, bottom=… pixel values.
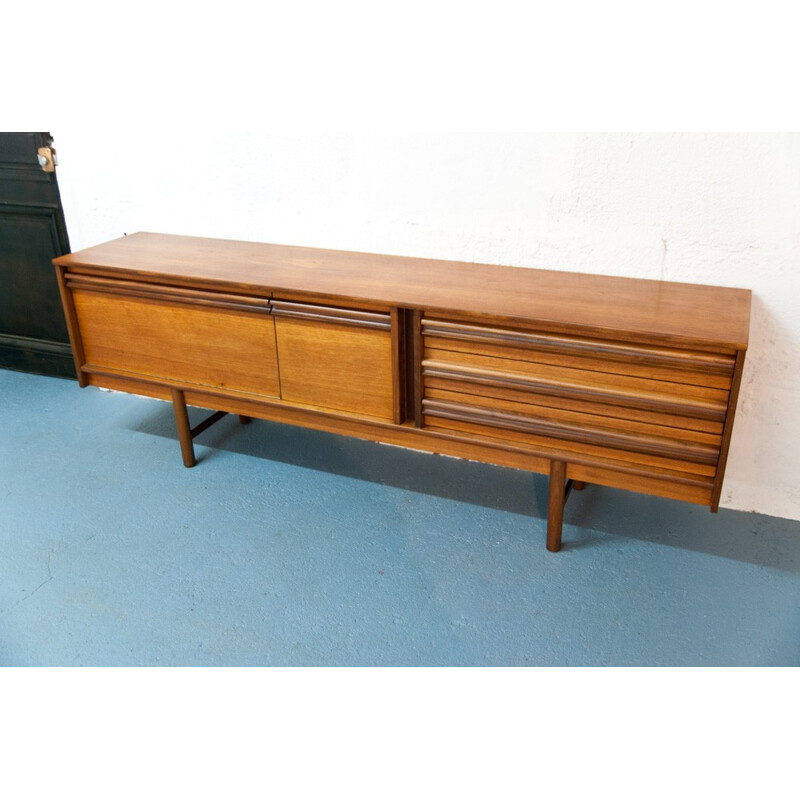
left=72, top=284, right=280, bottom=397
left=421, top=317, right=736, bottom=478
left=273, top=299, right=394, bottom=421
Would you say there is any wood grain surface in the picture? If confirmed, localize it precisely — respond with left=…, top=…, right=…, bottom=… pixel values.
left=54, top=231, right=752, bottom=546
left=54, top=232, right=751, bottom=350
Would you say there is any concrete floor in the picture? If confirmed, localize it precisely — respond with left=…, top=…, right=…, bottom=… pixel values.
left=1, top=368, right=798, bottom=666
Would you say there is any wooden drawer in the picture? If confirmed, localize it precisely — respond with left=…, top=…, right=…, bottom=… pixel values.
left=421, top=316, right=736, bottom=479
left=69, top=275, right=280, bottom=397
left=272, top=299, right=394, bottom=421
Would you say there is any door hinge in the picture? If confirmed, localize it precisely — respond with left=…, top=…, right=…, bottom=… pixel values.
left=37, top=146, right=58, bottom=173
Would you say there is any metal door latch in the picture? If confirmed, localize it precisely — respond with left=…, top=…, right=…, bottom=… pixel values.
left=37, top=146, right=58, bottom=172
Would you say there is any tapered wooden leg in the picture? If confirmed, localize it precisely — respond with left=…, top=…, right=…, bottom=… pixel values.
left=238, top=415, right=251, bottom=425
left=572, top=481, right=586, bottom=491
left=171, top=388, right=196, bottom=468
left=547, top=460, right=567, bottom=552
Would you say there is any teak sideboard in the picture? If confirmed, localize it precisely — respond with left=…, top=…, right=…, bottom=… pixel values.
left=54, top=233, right=751, bottom=551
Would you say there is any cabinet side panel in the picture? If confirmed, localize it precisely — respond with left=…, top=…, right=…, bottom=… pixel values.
left=54, top=264, right=87, bottom=385
left=710, top=348, right=747, bottom=511
left=73, top=290, right=280, bottom=397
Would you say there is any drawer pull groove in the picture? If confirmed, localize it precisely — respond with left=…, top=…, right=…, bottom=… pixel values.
left=422, top=319, right=735, bottom=374
left=271, top=300, right=391, bottom=330
left=422, top=399, right=720, bottom=465
left=66, top=274, right=273, bottom=314
left=423, top=363, right=727, bottom=422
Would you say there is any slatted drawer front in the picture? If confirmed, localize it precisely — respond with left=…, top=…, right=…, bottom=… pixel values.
left=421, top=317, right=735, bottom=477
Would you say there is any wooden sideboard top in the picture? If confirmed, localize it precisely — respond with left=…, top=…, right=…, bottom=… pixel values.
left=54, top=232, right=751, bottom=350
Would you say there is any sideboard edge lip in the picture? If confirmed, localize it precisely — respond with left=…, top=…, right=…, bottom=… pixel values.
left=58, top=260, right=751, bottom=354
left=53, top=233, right=753, bottom=353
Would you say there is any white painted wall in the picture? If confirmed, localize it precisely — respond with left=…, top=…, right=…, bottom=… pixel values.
left=52, top=132, right=800, bottom=521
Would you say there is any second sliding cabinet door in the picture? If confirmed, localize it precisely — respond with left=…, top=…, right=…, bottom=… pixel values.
left=272, top=298, right=395, bottom=421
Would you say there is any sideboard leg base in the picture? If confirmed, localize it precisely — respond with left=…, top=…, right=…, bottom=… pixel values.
left=171, top=388, right=197, bottom=468
left=547, top=460, right=567, bottom=552
left=170, top=389, right=234, bottom=468
left=546, top=468, right=590, bottom=551
left=238, top=415, right=252, bottom=425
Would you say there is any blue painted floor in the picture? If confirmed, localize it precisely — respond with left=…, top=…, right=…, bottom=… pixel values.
left=2, top=368, right=799, bottom=666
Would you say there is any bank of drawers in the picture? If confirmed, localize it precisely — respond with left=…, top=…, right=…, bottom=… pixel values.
left=421, top=316, right=736, bottom=482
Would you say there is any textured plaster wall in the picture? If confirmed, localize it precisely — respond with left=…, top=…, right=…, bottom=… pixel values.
left=53, top=132, right=800, bottom=521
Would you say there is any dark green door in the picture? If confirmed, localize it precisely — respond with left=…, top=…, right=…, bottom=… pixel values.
left=0, top=131, right=73, bottom=377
